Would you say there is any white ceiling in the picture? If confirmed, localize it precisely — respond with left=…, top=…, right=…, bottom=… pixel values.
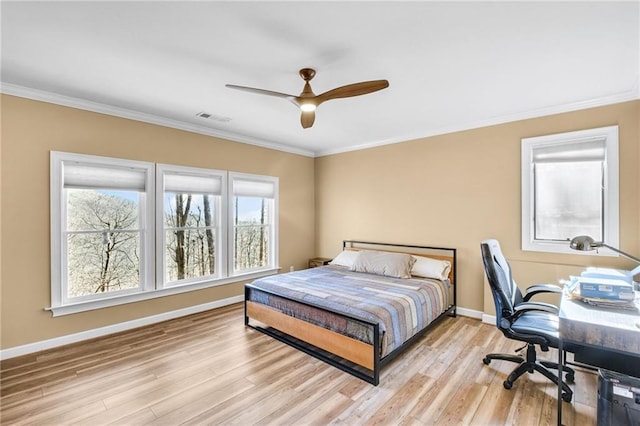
left=2, top=1, right=639, bottom=157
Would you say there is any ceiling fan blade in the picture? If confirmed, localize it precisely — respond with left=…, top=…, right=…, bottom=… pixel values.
left=316, top=80, right=389, bottom=104
left=225, top=84, right=296, bottom=101
left=227, top=70, right=389, bottom=129
left=301, top=110, right=315, bottom=129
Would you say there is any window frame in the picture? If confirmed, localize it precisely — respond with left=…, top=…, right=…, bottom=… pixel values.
left=50, top=152, right=156, bottom=308
left=521, top=125, right=619, bottom=256
left=228, top=172, right=279, bottom=276
left=50, top=152, right=279, bottom=317
left=156, top=164, right=227, bottom=288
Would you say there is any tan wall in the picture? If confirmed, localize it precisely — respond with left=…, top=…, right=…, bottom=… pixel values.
left=0, top=94, right=316, bottom=350
left=2, top=94, right=638, bottom=351
left=315, top=101, right=640, bottom=314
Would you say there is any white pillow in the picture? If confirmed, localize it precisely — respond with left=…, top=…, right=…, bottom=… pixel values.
left=411, top=255, right=451, bottom=281
left=351, top=250, right=415, bottom=279
left=329, top=250, right=360, bottom=268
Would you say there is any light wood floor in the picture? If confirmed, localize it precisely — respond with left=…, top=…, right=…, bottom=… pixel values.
left=1, top=303, right=598, bottom=425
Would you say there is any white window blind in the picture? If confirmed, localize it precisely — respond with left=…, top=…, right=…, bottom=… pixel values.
left=232, top=179, right=276, bottom=198
left=63, top=163, right=146, bottom=191
left=532, top=138, right=606, bottom=163
left=164, top=173, right=223, bottom=194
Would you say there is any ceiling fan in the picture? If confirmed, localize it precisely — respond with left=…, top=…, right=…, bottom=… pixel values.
left=225, top=68, right=389, bottom=129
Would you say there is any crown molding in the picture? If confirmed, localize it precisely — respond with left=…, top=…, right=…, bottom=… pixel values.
left=3, top=82, right=638, bottom=160
left=0, top=82, right=316, bottom=158
left=315, top=88, right=640, bottom=157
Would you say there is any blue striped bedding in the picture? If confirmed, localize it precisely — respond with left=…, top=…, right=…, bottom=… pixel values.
left=247, top=265, right=451, bottom=357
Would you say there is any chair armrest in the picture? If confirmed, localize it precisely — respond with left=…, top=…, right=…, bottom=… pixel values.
left=514, top=301, right=559, bottom=315
left=523, top=283, right=562, bottom=302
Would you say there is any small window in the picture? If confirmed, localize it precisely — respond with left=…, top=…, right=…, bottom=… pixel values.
left=521, top=126, right=619, bottom=255
left=229, top=173, right=278, bottom=274
left=157, top=165, right=226, bottom=286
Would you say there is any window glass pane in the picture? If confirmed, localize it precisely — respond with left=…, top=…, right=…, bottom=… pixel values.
left=66, top=188, right=141, bottom=298
left=67, top=189, right=139, bottom=231
left=163, top=192, right=217, bottom=282
left=165, top=229, right=216, bottom=282
left=67, top=231, right=140, bottom=297
left=163, top=193, right=215, bottom=228
left=534, top=161, right=602, bottom=241
left=234, top=196, right=271, bottom=271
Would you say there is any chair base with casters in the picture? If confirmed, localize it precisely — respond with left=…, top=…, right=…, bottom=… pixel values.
left=483, top=343, right=575, bottom=402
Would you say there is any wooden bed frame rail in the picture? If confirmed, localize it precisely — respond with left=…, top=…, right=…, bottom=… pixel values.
left=245, top=288, right=382, bottom=384
left=244, top=240, right=457, bottom=385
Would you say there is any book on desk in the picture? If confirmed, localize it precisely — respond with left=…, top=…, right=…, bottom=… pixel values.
left=565, top=267, right=638, bottom=310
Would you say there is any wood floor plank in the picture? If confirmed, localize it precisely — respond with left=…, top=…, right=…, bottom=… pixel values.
left=2, top=369, right=157, bottom=425
left=504, top=373, right=546, bottom=424
left=27, top=399, right=107, bottom=425
left=0, top=303, right=598, bottom=425
left=149, top=376, right=255, bottom=425
left=181, top=359, right=320, bottom=425
left=259, top=369, right=355, bottom=425
left=438, top=382, right=489, bottom=426
left=295, top=391, right=355, bottom=426
left=104, top=407, right=157, bottom=426
left=367, top=373, right=436, bottom=425
left=469, top=376, right=518, bottom=424
left=540, top=382, right=559, bottom=426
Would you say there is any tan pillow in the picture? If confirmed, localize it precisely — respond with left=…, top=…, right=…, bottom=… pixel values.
left=329, top=250, right=360, bottom=268
left=411, top=255, right=451, bottom=280
left=351, top=250, right=415, bottom=279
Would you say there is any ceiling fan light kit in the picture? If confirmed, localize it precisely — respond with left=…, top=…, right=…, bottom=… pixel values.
left=300, top=103, right=316, bottom=112
left=226, top=68, right=389, bottom=128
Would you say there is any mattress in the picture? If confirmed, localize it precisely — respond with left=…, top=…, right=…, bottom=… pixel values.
left=246, top=265, right=451, bottom=357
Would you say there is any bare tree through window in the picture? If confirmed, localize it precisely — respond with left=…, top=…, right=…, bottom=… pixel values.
left=234, top=196, right=270, bottom=271
left=66, top=190, right=140, bottom=297
left=164, top=193, right=216, bottom=283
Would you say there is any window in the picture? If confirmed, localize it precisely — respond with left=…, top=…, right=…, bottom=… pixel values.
left=51, top=152, right=278, bottom=315
left=157, top=165, right=226, bottom=286
left=51, top=152, right=155, bottom=307
left=521, top=126, right=619, bottom=255
left=230, top=173, right=278, bottom=274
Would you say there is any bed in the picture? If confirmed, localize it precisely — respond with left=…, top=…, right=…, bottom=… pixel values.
left=244, top=240, right=457, bottom=385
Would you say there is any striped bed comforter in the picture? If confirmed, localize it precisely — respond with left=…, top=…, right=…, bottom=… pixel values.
left=246, top=265, right=451, bottom=357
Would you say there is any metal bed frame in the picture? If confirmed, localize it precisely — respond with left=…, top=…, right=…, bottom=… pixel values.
left=244, top=240, right=457, bottom=385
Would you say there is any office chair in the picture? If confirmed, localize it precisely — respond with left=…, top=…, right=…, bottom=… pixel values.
left=480, top=239, right=574, bottom=402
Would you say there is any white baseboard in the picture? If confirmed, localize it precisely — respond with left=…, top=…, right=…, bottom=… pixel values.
left=481, top=314, right=496, bottom=325
left=456, top=307, right=484, bottom=320
left=0, top=295, right=244, bottom=361
left=1, top=298, right=492, bottom=361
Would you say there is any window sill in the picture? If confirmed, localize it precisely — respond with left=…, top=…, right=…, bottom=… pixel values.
left=46, top=268, right=279, bottom=317
left=522, top=241, right=620, bottom=257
